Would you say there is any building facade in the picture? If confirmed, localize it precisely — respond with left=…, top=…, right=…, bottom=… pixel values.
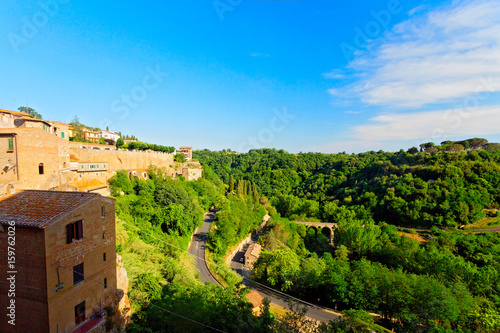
left=0, top=127, right=71, bottom=192
left=178, top=146, right=192, bottom=161
left=98, top=130, right=120, bottom=143
left=0, top=190, right=118, bottom=333
left=244, top=243, right=262, bottom=268
left=83, top=131, right=100, bottom=143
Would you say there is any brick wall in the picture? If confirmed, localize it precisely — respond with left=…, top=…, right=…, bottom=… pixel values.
left=0, top=227, right=49, bottom=333
left=0, top=128, right=71, bottom=191
left=0, top=134, right=18, bottom=184
left=44, top=196, right=117, bottom=333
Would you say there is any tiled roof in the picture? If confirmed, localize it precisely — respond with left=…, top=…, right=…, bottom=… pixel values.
left=56, top=179, right=107, bottom=192
left=0, top=190, right=101, bottom=229
left=0, top=108, right=31, bottom=117
left=246, top=291, right=263, bottom=309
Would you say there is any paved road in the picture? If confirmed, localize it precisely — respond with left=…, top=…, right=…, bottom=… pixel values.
left=188, top=211, right=218, bottom=285
left=191, top=212, right=340, bottom=322
left=229, top=241, right=340, bottom=322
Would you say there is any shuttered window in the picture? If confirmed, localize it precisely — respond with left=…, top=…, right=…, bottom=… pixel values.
left=8, top=137, right=14, bottom=150
left=66, top=220, right=83, bottom=243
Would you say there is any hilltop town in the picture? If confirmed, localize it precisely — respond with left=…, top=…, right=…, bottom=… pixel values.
left=0, top=107, right=201, bottom=333
left=0, top=108, right=202, bottom=195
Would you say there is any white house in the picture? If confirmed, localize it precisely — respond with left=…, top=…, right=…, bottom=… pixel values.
left=99, top=130, right=120, bottom=142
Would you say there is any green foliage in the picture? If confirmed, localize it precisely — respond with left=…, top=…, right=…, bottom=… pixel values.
left=195, top=147, right=500, bottom=229
left=116, top=137, right=124, bottom=148
left=174, top=153, right=186, bottom=163
left=127, top=141, right=175, bottom=153
left=208, top=192, right=266, bottom=256
left=18, top=106, right=42, bottom=119
left=112, top=169, right=280, bottom=332
left=109, top=170, right=134, bottom=195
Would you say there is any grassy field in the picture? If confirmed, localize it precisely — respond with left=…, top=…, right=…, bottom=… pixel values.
left=465, top=210, right=500, bottom=230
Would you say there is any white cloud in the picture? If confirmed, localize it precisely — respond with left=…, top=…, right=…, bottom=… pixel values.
left=352, top=105, right=500, bottom=142
left=323, top=69, right=345, bottom=79
left=319, top=105, right=500, bottom=153
left=335, top=0, right=500, bottom=107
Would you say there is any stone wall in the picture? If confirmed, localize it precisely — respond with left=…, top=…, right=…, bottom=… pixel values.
left=225, top=217, right=269, bottom=266
left=70, top=147, right=175, bottom=175
left=44, top=195, right=117, bottom=333
left=0, top=128, right=71, bottom=192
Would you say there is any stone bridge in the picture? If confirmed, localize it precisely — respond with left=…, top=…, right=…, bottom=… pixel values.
left=294, top=222, right=338, bottom=245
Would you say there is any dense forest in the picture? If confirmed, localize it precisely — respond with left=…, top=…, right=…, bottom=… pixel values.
left=193, top=142, right=500, bottom=332
left=110, top=166, right=367, bottom=332
left=194, top=141, right=500, bottom=229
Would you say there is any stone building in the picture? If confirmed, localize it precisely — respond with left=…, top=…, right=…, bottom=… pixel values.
left=98, top=130, right=120, bottom=143
left=0, top=127, right=71, bottom=193
left=0, top=190, right=119, bottom=333
left=244, top=243, right=262, bottom=268
left=181, top=167, right=202, bottom=181
left=178, top=146, right=192, bottom=161
left=50, top=121, right=70, bottom=141
left=83, top=130, right=100, bottom=143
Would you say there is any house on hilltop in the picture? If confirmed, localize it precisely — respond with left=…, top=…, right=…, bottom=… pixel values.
left=83, top=130, right=100, bottom=143
left=178, top=146, right=192, bottom=161
left=99, top=130, right=120, bottom=143
left=0, top=190, right=122, bottom=333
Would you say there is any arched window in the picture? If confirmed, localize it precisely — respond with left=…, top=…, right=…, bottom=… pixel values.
left=39, top=163, right=44, bottom=175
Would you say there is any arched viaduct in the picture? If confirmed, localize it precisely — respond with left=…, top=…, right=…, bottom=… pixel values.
left=294, top=222, right=337, bottom=245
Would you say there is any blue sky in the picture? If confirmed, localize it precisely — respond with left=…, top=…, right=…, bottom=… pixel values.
left=1, top=0, right=500, bottom=153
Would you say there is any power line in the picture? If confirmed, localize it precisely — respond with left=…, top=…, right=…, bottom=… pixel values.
left=59, top=264, right=228, bottom=333
left=121, top=220, right=336, bottom=313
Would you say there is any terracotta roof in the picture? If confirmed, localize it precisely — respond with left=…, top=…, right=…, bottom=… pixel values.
left=246, top=291, right=263, bottom=309
left=49, top=121, right=69, bottom=126
left=0, top=109, right=31, bottom=117
left=179, top=146, right=192, bottom=149
left=57, top=179, right=107, bottom=192
left=20, top=117, right=52, bottom=125
left=0, top=190, right=102, bottom=229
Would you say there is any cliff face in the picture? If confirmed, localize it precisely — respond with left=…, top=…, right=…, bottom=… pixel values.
left=116, top=254, right=131, bottom=331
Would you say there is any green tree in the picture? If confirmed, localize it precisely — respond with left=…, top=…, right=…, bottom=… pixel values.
left=116, top=137, right=124, bottom=148
left=174, top=154, right=186, bottom=163
left=18, top=106, right=42, bottom=119
left=229, top=175, right=235, bottom=193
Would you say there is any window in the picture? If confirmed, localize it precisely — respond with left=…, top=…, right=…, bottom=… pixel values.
left=61, top=132, right=65, bottom=138
left=8, top=137, right=14, bottom=150
left=43, top=124, right=46, bottom=130
left=103, top=253, right=106, bottom=262
left=66, top=220, right=83, bottom=243
left=104, top=278, right=107, bottom=289
left=75, top=301, right=85, bottom=325
left=101, top=206, right=105, bottom=218
left=38, top=163, right=44, bottom=175
left=73, top=263, right=84, bottom=285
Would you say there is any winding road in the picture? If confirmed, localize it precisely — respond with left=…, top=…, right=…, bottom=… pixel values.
left=190, top=211, right=340, bottom=323
left=188, top=211, right=219, bottom=285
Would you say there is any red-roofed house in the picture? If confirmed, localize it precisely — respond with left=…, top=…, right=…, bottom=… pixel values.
left=0, top=190, right=119, bottom=333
